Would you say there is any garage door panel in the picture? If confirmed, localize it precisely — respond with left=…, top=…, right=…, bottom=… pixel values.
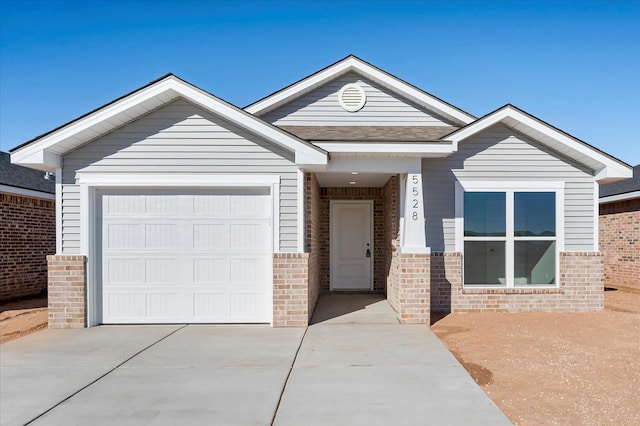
left=106, top=257, right=145, bottom=284
left=193, top=258, right=229, bottom=284
left=101, top=190, right=271, bottom=324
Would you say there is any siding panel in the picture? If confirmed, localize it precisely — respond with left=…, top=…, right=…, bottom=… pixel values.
left=423, top=124, right=595, bottom=252
left=261, top=73, right=456, bottom=126
left=62, top=98, right=299, bottom=252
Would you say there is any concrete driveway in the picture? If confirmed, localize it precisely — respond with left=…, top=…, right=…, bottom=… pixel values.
left=1, top=295, right=510, bottom=426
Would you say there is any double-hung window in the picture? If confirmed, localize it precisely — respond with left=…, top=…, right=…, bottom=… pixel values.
left=456, top=182, right=563, bottom=287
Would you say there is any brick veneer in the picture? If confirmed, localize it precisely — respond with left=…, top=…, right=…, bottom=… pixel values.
left=430, top=252, right=604, bottom=312
left=383, top=176, right=400, bottom=311
left=397, top=253, right=430, bottom=323
left=305, top=173, right=321, bottom=319
left=1, top=192, right=55, bottom=301
left=318, top=186, right=386, bottom=292
left=47, top=255, right=86, bottom=328
left=273, top=253, right=310, bottom=326
left=599, top=199, right=640, bottom=290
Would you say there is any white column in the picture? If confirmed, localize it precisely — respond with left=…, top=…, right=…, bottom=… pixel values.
left=400, top=171, right=429, bottom=253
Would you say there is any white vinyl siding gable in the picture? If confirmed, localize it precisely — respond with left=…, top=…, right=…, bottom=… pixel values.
left=260, top=72, right=456, bottom=126
left=423, top=124, right=595, bottom=252
left=61, top=98, right=299, bottom=253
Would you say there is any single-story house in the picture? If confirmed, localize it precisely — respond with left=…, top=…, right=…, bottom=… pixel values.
left=10, top=56, right=632, bottom=328
left=599, top=164, right=639, bottom=290
left=1, top=151, right=55, bottom=301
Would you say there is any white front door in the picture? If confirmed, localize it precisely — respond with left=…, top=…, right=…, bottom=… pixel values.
left=99, top=189, right=272, bottom=324
left=330, top=201, right=373, bottom=290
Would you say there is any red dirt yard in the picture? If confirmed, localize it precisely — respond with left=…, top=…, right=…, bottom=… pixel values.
left=1, top=289, right=638, bottom=425
left=432, top=287, right=640, bottom=425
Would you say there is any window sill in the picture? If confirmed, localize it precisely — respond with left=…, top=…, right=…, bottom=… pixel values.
left=461, top=287, right=563, bottom=295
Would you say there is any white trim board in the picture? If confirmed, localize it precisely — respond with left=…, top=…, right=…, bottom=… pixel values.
left=11, top=75, right=328, bottom=171
left=444, top=105, right=631, bottom=182
left=599, top=190, right=640, bottom=204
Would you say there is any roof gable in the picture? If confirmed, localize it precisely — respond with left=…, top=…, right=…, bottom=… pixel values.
left=245, top=55, right=475, bottom=126
left=442, top=104, right=632, bottom=183
left=258, top=71, right=460, bottom=128
left=11, top=75, right=327, bottom=171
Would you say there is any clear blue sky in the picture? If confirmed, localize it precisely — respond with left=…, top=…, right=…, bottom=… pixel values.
left=1, top=0, right=639, bottom=164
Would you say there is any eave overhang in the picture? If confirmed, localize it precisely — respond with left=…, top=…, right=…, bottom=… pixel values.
left=11, top=75, right=327, bottom=171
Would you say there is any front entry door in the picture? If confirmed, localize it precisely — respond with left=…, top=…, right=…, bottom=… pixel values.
left=330, top=201, right=373, bottom=290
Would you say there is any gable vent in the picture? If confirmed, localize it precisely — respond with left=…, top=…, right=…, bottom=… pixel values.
left=338, top=84, right=366, bottom=112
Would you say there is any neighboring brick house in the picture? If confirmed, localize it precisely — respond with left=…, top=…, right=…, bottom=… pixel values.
left=599, top=164, right=639, bottom=290
left=1, top=151, right=56, bottom=301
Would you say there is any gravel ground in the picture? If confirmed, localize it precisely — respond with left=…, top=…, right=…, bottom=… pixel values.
left=432, top=287, right=640, bottom=426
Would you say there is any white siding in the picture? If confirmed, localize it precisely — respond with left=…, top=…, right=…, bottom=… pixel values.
left=423, top=124, right=595, bottom=252
left=61, top=184, right=80, bottom=254
left=260, top=72, right=455, bottom=126
left=61, top=98, right=298, bottom=253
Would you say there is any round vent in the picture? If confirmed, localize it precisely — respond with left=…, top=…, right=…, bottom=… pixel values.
left=338, top=83, right=366, bottom=112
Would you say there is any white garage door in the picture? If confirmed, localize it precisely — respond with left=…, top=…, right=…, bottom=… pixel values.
left=99, top=189, right=272, bottom=324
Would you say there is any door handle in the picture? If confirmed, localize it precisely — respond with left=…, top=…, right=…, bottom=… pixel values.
left=366, top=243, right=371, bottom=258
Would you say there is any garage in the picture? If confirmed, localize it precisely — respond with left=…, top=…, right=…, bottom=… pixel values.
left=99, top=188, right=272, bottom=324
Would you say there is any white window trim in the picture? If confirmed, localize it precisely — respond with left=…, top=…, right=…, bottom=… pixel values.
left=78, top=173, right=281, bottom=327
left=455, top=180, right=565, bottom=289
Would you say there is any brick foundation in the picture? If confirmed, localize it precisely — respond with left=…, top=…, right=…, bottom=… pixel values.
left=1, top=192, right=55, bottom=301
left=47, top=255, right=86, bottom=328
left=273, top=253, right=310, bottom=327
left=599, top=199, right=640, bottom=290
left=430, top=252, right=604, bottom=312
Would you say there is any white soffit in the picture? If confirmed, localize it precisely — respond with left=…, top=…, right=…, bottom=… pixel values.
left=11, top=75, right=327, bottom=170
left=313, top=141, right=456, bottom=158
left=444, top=105, right=632, bottom=182
left=245, top=55, right=476, bottom=126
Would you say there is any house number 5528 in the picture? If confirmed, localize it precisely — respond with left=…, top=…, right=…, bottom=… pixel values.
left=411, top=175, right=419, bottom=221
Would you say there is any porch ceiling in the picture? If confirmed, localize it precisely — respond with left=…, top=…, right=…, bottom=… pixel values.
left=315, top=172, right=393, bottom=187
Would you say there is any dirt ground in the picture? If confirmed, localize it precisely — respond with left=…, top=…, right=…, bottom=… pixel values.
left=0, top=297, right=48, bottom=344
left=432, top=287, right=640, bottom=426
left=1, top=290, right=638, bottom=425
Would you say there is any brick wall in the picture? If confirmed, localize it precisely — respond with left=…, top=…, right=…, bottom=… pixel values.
left=599, top=199, right=640, bottom=290
left=47, top=255, right=86, bottom=328
left=1, top=192, right=55, bottom=301
left=383, top=176, right=400, bottom=311
left=430, top=252, right=603, bottom=312
left=305, top=173, right=321, bottom=320
left=273, top=253, right=310, bottom=327
left=318, top=186, right=386, bottom=292
left=397, top=253, right=430, bottom=323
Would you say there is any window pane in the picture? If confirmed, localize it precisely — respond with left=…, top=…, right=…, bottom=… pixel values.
left=514, top=192, right=555, bottom=236
left=464, top=241, right=506, bottom=285
left=514, top=241, right=556, bottom=285
left=464, top=192, right=506, bottom=236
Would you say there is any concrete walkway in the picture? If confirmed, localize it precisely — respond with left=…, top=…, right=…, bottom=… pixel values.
left=0, top=295, right=510, bottom=426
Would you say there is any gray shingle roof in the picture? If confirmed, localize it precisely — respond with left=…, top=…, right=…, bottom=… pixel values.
left=0, top=151, right=55, bottom=194
left=276, top=125, right=458, bottom=141
left=600, top=164, right=640, bottom=198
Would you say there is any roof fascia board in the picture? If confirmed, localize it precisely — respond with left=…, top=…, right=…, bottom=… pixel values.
left=0, top=184, right=56, bottom=200
left=12, top=79, right=180, bottom=162
left=599, top=190, right=640, bottom=204
left=245, top=56, right=475, bottom=125
left=13, top=76, right=327, bottom=168
left=445, top=105, right=632, bottom=180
